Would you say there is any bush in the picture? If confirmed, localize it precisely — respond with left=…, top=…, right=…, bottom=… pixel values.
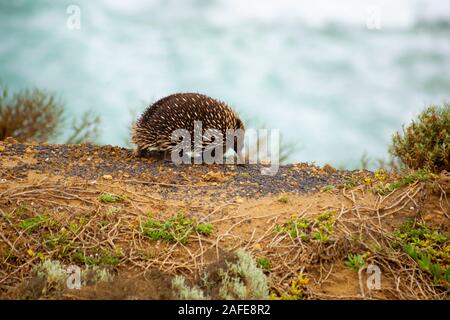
left=171, top=249, right=269, bottom=300
left=0, top=86, right=100, bottom=144
left=389, top=104, right=449, bottom=173
left=0, top=87, right=64, bottom=142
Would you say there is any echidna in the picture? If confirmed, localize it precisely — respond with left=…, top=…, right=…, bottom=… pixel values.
left=132, top=93, right=245, bottom=161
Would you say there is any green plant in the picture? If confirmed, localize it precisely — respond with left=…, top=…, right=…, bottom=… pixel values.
left=344, top=174, right=362, bottom=188
left=313, top=230, right=330, bottom=242
left=219, top=249, right=269, bottom=299
left=72, top=250, right=97, bottom=266
left=395, top=221, right=449, bottom=284
left=19, top=214, right=57, bottom=233
left=389, top=104, right=449, bottom=172
left=275, top=215, right=310, bottom=239
left=98, top=193, right=125, bottom=203
left=270, top=272, right=309, bottom=300
left=239, top=172, right=251, bottom=179
left=142, top=212, right=213, bottom=244
left=277, top=195, right=289, bottom=204
left=276, top=211, right=335, bottom=242
left=196, top=223, right=213, bottom=236
left=320, top=184, right=335, bottom=193
left=172, top=249, right=269, bottom=300
left=256, top=257, right=271, bottom=271
left=43, top=231, right=69, bottom=248
left=345, top=253, right=366, bottom=271
left=172, top=275, right=206, bottom=300
left=376, top=169, right=438, bottom=195
left=33, top=260, right=67, bottom=287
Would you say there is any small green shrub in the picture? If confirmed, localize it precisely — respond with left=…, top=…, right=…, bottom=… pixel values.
left=172, top=276, right=206, bottom=300
left=270, top=272, right=309, bottom=300
left=276, top=211, right=335, bottom=242
left=376, top=169, right=438, bottom=195
left=256, top=257, right=271, bottom=271
left=142, top=212, right=213, bottom=244
left=345, top=253, right=367, bottom=271
left=98, top=193, right=125, bottom=203
left=389, top=104, right=449, bottom=172
left=172, top=249, right=269, bottom=300
left=19, top=214, right=57, bottom=233
left=320, top=185, right=335, bottom=193
left=277, top=195, right=289, bottom=204
left=394, top=221, right=449, bottom=284
left=196, top=223, right=213, bottom=236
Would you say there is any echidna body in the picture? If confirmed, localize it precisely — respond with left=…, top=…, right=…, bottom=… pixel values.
left=132, top=93, right=245, bottom=158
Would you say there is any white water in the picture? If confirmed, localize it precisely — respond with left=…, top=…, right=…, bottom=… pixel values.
left=1, top=0, right=449, bottom=168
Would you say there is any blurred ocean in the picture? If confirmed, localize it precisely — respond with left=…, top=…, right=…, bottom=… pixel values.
left=0, top=0, right=449, bottom=168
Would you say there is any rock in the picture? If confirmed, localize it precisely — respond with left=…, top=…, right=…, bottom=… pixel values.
left=235, top=197, right=244, bottom=204
left=102, top=175, right=113, bottom=180
left=202, top=171, right=227, bottom=183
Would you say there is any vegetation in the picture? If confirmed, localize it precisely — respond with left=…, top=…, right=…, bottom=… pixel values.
left=345, top=253, right=367, bottom=271
left=376, top=169, right=437, bottom=195
left=0, top=86, right=100, bottom=144
left=277, top=194, right=289, bottom=204
left=142, top=212, right=213, bottom=244
left=33, top=259, right=114, bottom=295
left=389, top=103, right=449, bottom=173
left=172, top=249, right=269, bottom=300
left=275, top=211, right=336, bottom=242
left=270, top=273, right=309, bottom=300
left=359, top=168, right=438, bottom=195
left=98, top=193, right=125, bottom=203
left=320, top=184, right=335, bottom=193
left=256, top=257, right=271, bottom=271
left=394, top=221, right=449, bottom=284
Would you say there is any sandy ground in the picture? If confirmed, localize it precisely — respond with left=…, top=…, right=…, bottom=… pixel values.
left=0, top=139, right=448, bottom=299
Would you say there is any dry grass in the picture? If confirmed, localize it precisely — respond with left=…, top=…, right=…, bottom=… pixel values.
left=0, top=170, right=448, bottom=300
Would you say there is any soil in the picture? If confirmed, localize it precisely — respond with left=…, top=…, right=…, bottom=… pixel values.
left=0, top=139, right=448, bottom=300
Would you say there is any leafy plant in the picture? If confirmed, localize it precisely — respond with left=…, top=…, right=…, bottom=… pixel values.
left=389, top=103, right=449, bottom=172
left=19, top=214, right=57, bottom=233
left=376, top=169, right=437, bottom=195
left=395, top=221, right=449, bottom=284
left=98, top=193, right=125, bottom=203
left=320, top=185, right=335, bottom=193
left=196, top=223, right=213, bottom=236
left=345, top=253, right=366, bottom=271
left=172, top=249, right=269, bottom=300
left=142, top=212, right=213, bottom=244
left=276, top=211, right=335, bottom=242
left=270, top=272, right=309, bottom=300
left=277, top=195, right=289, bottom=204
left=256, top=257, right=271, bottom=271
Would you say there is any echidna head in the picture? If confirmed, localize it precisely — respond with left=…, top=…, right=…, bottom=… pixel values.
left=233, top=117, right=245, bottom=155
left=235, top=117, right=245, bottom=131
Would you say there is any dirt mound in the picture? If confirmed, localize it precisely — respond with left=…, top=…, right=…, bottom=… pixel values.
left=0, top=141, right=448, bottom=300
